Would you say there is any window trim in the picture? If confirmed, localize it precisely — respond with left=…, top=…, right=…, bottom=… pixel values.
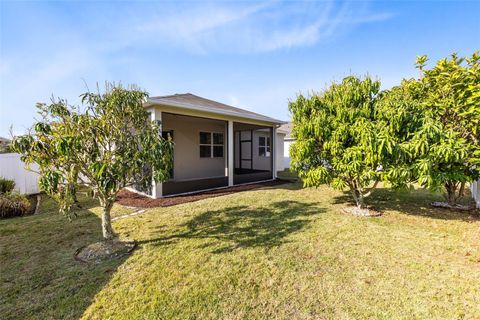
left=258, top=135, right=271, bottom=157
left=199, top=131, right=224, bottom=158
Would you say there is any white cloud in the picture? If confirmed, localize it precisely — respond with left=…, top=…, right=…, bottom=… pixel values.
left=132, top=0, right=393, bottom=54
left=0, top=43, right=109, bottom=136
left=139, top=2, right=269, bottom=39
left=0, top=0, right=394, bottom=136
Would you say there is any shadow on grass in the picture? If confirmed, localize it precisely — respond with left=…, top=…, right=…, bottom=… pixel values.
left=140, top=200, right=324, bottom=253
left=0, top=194, right=130, bottom=320
left=332, top=187, right=479, bottom=222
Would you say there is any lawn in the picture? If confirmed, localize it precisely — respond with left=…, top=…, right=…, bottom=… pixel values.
left=1, top=181, right=480, bottom=319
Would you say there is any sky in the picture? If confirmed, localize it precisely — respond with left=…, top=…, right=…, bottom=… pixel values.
left=0, top=0, right=479, bottom=137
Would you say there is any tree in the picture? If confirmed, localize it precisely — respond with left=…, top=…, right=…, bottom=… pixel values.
left=12, top=84, right=173, bottom=240
left=290, top=76, right=390, bottom=209
left=406, top=52, right=480, bottom=205
left=375, top=79, right=425, bottom=189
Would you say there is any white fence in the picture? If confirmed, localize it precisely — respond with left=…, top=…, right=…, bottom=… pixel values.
left=471, top=181, right=480, bottom=208
left=0, top=153, right=40, bottom=194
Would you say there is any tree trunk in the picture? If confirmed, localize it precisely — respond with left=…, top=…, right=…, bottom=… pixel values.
left=100, top=199, right=116, bottom=240
left=68, top=183, right=82, bottom=208
left=456, top=181, right=466, bottom=202
left=350, top=188, right=366, bottom=209
left=356, top=191, right=366, bottom=209
left=444, top=182, right=458, bottom=206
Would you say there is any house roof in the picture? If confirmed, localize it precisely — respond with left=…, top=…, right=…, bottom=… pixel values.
left=147, top=93, right=285, bottom=125
left=0, top=136, right=11, bottom=144
left=278, top=122, right=294, bottom=140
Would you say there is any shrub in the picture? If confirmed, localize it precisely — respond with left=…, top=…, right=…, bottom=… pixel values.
left=0, top=178, right=15, bottom=194
left=0, top=193, right=31, bottom=218
left=0, top=144, right=12, bottom=153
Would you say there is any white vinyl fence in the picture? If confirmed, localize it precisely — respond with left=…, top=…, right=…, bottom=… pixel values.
left=471, top=181, right=480, bottom=208
left=0, top=153, right=40, bottom=194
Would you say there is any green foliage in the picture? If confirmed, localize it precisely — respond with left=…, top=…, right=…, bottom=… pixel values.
left=0, top=144, right=12, bottom=153
left=291, top=52, right=480, bottom=208
left=0, top=177, right=15, bottom=194
left=289, top=76, right=389, bottom=208
left=0, top=192, right=30, bottom=218
left=375, top=79, right=425, bottom=189
left=388, top=52, right=480, bottom=204
left=12, top=83, right=174, bottom=239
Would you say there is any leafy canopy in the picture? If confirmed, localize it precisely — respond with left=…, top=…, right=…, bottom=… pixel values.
left=290, top=76, right=395, bottom=208
left=13, top=84, right=173, bottom=239
left=396, top=52, right=480, bottom=204
left=375, top=79, right=425, bottom=189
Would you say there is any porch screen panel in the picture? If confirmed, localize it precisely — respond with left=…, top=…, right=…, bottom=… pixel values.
left=240, top=130, right=252, bottom=169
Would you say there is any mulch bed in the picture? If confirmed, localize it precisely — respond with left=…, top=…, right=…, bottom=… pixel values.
left=342, top=206, right=382, bottom=217
left=75, top=240, right=137, bottom=264
left=431, top=201, right=475, bottom=211
left=116, top=179, right=291, bottom=208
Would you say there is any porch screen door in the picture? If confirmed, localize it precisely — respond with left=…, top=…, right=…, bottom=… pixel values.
left=239, top=130, right=253, bottom=169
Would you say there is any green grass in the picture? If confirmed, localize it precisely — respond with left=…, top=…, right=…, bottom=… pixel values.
left=1, top=183, right=480, bottom=319
left=277, top=168, right=299, bottom=181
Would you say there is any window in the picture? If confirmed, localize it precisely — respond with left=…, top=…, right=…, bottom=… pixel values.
left=200, top=132, right=224, bottom=158
left=200, top=132, right=211, bottom=144
left=258, top=136, right=271, bottom=157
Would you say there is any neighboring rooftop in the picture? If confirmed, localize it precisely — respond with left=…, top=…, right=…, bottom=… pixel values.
left=0, top=136, right=11, bottom=144
left=278, top=122, right=294, bottom=140
left=0, top=136, right=11, bottom=152
left=147, top=93, right=284, bottom=124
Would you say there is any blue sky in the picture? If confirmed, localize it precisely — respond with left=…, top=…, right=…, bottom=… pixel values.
left=1, top=0, right=479, bottom=137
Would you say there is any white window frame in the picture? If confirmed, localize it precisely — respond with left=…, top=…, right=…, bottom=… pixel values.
left=258, top=135, right=271, bottom=157
left=199, top=131, right=224, bottom=158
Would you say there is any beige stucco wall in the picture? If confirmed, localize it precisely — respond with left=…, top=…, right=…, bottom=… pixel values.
left=162, top=113, right=227, bottom=181
left=276, top=132, right=285, bottom=172
left=234, top=129, right=275, bottom=171
left=252, top=130, right=272, bottom=171
left=283, top=139, right=294, bottom=168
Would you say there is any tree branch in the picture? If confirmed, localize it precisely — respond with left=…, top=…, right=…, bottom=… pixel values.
left=363, top=180, right=380, bottom=198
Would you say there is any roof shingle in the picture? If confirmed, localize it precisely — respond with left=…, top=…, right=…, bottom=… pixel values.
left=278, top=122, right=294, bottom=140
left=147, top=93, right=284, bottom=124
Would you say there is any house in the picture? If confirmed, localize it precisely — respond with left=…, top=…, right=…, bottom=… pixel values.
left=138, top=93, right=286, bottom=198
left=277, top=122, right=294, bottom=169
left=0, top=136, right=11, bottom=152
